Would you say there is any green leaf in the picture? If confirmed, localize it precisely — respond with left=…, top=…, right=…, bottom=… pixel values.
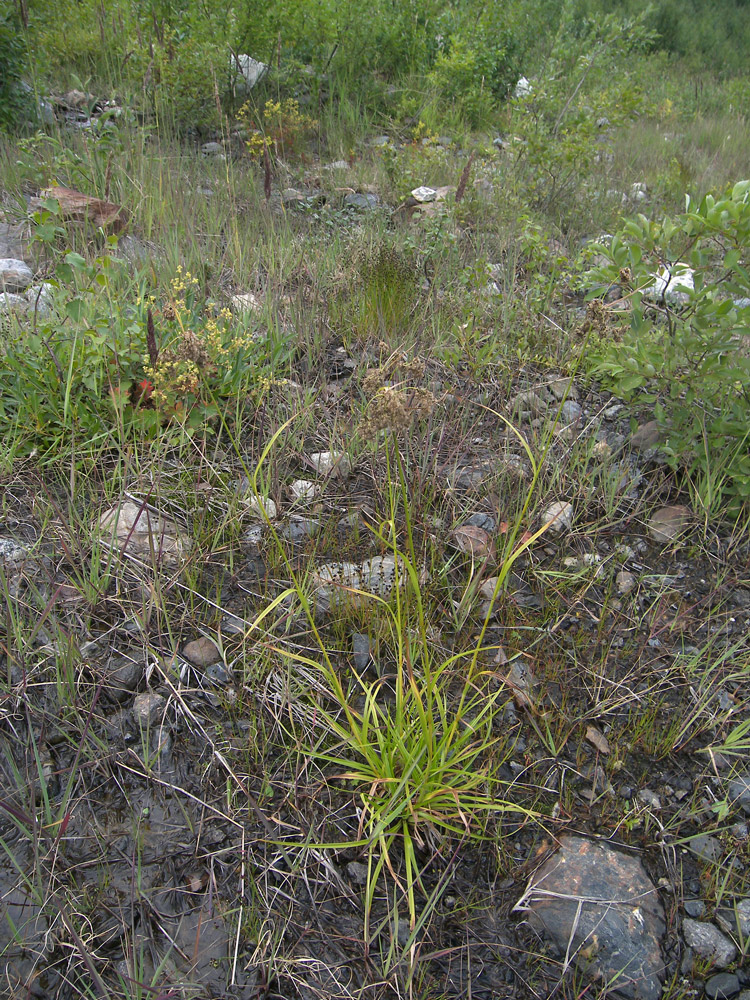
left=56, top=261, right=73, bottom=284
left=65, top=298, right=86, bottom=322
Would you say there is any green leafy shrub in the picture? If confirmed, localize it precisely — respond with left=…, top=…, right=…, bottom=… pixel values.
left=0, top=10, right=35, bottom=132
left=584, top=180, right=750, bottom=512
left=0, top=202, right=265, bottom=463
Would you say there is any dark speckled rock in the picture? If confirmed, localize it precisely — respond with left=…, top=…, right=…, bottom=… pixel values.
left=516, top=835, right=665, bottom=999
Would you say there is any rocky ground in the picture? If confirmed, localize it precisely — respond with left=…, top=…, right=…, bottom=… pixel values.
left=1, top=114, right=750, bottom=1000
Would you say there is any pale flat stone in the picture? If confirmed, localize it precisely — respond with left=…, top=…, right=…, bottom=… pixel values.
left=648, top=506, right=691, bottom=544
left=99, top=501, right=191, bottom=569
left=0, top=258, right=33, bottom=292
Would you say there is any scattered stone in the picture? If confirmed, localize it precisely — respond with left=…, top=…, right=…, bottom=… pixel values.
left=288, top=479, right=319, bottom=501
left=638, top=789, right=662, bottom=810
left=0, top=291, right=30, bottom=316
left=182, top=637, right=221, bottom=668
left=0, top=537, right=33, bottom=596
left=32, top=186, right=128, bottom=233
left=559, top=400, right=582, bottom=423
left=548, top=377, right=577, bottom=400
left=309, top=451, right=351, bottom=478
left=204, top=661, right=233, bottom=686
left=281, top=517, right=321, bottom=544
left=512, top=390, right=548, bottom=418
left=686, top=834, right=723, bottom=863
left=604, top=403, right=625, bottom=418
left=728, top=771, right=750, bottom=814
left=0, top=258, right=33, bottom=292
left=715, top=899, right=750, bottom=937
left=410, top=186, right=437, bottom=203
left=370, top=135, right=391, bottom=147
left=323, top=160, right=349, bottom=171
left=344, top=192, right=379, bottom=210
left=682, top=919, right=736, bottom=968
left=644, top=264, right=694, bottom=304
left=514, top=76, right=532, bottom=98
left=451, top=524, right=495, bottom=558
left=201, top=141, right=224, bottom=156
left=516, top=835, right=665, bottom=1000
left=347, top=861, right=369, bottom=884
left=242, top=491, right=277, bottom=519
left=230, top=291, right=262, bottom=314
left=684, top=899, right=706, bottom=918
left=705, top=973, right=741, bottom=999
left=648, top=506, right=691, bottom=544
left=98, top=501, right=192, bottom=570
left=231, top=53, right=268, bottom=94
left=351, top=634, right=372, bottom=673
left=465, top=512, right=497, bottom=533
left=133, top=692, right=166, bottom=727
left=105, top=654, right=144, bottom=700
left=313, top=555, right=402, bottom=611
left=542, top=501, right=574, bottom=534
left=616, top=570, right=637, bottom=595
left=25, top=282, right=55, bottom=317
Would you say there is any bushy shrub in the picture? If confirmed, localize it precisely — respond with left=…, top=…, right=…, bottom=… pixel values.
left=584, top=181, right=750, bottom=512
left=0, top=10, right=35, bottom=132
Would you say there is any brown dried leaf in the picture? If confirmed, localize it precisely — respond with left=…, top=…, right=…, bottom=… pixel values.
left=585, top=725, right=610, bottom=755
left=452, top=525, right=495, bottom=558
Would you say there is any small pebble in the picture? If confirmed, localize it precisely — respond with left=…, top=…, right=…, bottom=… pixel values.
left=705, top=973, right=741, bottom=999
left=541, top=501, right=574, bottom=534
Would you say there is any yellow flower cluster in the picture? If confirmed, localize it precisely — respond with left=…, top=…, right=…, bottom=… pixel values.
left=238, top=98, right=318, bottom=160
left=139, top=270, right=256, bottom=409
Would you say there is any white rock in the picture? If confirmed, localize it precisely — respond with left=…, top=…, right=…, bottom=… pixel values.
left=541, top=501, right=574, bottom=534
left=230, top=291, right=262, bottom=314
left=289, top=479, right=318, bottom=501
left=616, top=570, right=636, bottom=595
left=323, top=160, right=350, bottom=171
left=0, top=291, right=30, bottom=315
left=0, top=537, right=32, bottom=596
left=232, top=54, right=268, bottom=93
left=246, top=495, right=277, bottom=519
left=25, top=282, right=55, bottom=317
left=514, top=76, right=532, bottom=98
left=411, top=186, right=437, bottom=203
left=309, top=451, right=351, bottom=478
left=629, top=182, right=648, bottom=202
left=99, top=501, right=191, bottom=569
left=644, top=263, right=694, bottom=303
left=0, top=258, right=33, bottom=292
left=313, top=555, right=402, bottom=612
left=358, top=555, right=400, bottom=596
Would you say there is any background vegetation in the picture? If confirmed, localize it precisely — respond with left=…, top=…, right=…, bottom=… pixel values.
left=2, top=1, right=750, bottom=998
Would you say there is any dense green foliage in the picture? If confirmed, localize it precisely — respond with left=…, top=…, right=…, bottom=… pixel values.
left=0, top=9, right=36, bottom=132
left=6, top=0, right=746, bottom=133
left=586, top=183, right=750, bottom=511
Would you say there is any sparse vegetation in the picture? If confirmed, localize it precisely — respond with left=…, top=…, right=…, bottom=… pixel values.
left=1, top=2, right=750, bottom=998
